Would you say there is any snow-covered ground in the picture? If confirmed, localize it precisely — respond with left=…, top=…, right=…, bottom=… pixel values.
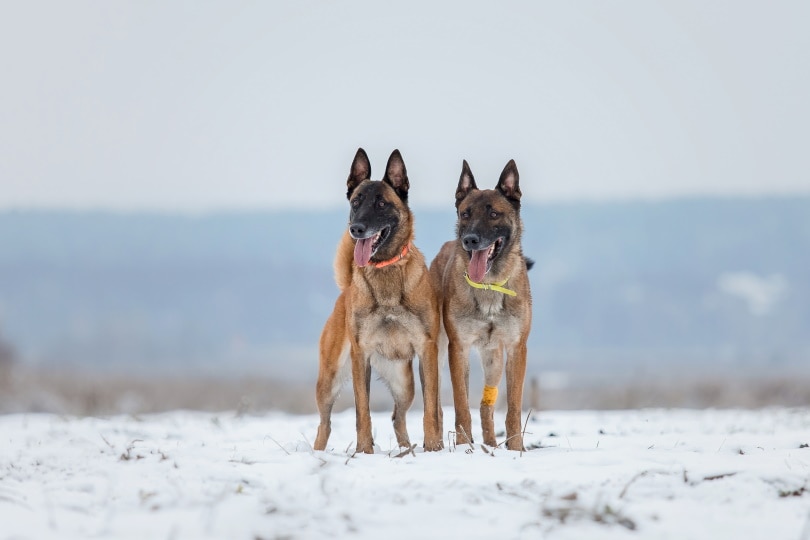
left=1, top=407, right=809, bottom=539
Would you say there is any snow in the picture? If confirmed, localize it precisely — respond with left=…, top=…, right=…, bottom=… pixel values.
left=1, top=408, right=809, bottom=539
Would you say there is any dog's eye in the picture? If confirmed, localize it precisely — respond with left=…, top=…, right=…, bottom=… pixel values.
left=460, top=210, right=470, bottom=219
left=351, top=198, right=360, bottom=208
left=489, top=211, right=499, bottom=219
left=377, top=200, right=386, bottom=208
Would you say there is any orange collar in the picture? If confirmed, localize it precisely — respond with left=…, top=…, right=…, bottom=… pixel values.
left=371, top=243, right=411, bottom=269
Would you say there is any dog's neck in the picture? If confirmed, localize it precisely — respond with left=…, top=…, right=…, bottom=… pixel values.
left=463, top=273, right=517, bottom=296
left=370, top=242, right=411, bottom=269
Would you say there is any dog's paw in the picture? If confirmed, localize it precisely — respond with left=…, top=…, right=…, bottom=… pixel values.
left=355, top=440, right=375, bottom=455
left=506, top=437, right=525, bottom=452
left=455, top=433, right=474, bottom=446
left=423, top=437, right=444, bottom=452
left=313, top=425, right=331, bottom=451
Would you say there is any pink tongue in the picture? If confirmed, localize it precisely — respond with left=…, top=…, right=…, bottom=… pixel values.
left=468, top=249, right=489, bottom=283
left=354, top=237, right=373, bottom=267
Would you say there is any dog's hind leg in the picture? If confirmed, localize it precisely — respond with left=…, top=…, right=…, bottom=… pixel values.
left=314, top=342, right=348, bottom=451
left=435, top=322, right=448, bottom=430
left=377, top=357, right=414, bottom=449
left=447, top=331, right=473, bottom=445
left=479, top=345, right=505, bottom=447
left=314, top=297, right=349, bottom=451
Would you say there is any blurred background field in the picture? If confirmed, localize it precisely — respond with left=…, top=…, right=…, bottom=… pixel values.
left=2, top=364, right=810, bottom=416
left=1, top=2, right=808, bottom=415
left=0, top=200, right=808, bottom=414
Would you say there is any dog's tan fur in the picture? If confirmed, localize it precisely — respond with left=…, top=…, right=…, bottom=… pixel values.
left=429, top=159, right=532, bottom=451
left=314, top=149, right=443, bottom=454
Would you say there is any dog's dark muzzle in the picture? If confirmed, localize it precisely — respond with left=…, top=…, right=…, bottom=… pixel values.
left=462, top=233, right=483, bottom=251
left=349, top=222, right=371, bottom=240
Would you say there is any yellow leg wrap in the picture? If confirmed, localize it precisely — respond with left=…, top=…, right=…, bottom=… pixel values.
left=481, top=385, right=498, bottom=406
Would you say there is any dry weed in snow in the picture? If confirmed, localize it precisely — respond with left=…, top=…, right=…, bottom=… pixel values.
left=1, top=408, right=809, bottom=539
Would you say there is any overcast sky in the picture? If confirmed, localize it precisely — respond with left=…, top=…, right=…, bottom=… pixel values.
left=1, top=1, right=808, bottom=211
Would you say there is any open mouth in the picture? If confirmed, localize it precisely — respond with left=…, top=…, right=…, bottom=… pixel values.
left=354, top=226, right=390, bottom=267
left=467, top=237, right=504, bottom=282
left=372, top=226, right=390, bottom=252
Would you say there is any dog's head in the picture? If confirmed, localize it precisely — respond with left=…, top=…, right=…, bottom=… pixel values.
left=454, top=159, right=523, bottom=282
left=345, top=148, right=412, bottom=268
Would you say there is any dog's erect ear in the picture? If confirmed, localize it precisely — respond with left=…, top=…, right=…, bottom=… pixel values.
left=455, top=160, right=478, bottom=209
left=347, top=148, right=371, bottom=199
left=382, top=149, right=409, bottom=201
left=496, top=159, right=521, bottom=206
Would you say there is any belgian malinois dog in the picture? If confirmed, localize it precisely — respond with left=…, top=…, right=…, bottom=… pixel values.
left=429, top=159, right=532, bottom=451
left=314, top=148, right=444, bottom=454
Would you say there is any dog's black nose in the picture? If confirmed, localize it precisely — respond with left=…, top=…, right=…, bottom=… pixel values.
left=462, top=234, right=481, bottom=251
left=349, top=223, right=367, bottom=238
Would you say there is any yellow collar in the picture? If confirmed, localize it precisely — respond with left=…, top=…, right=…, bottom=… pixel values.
left=464, top=273, right=517, bottom=296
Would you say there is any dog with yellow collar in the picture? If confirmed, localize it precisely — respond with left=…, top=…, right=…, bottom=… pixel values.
left=429, top=159, right=533, bottom=451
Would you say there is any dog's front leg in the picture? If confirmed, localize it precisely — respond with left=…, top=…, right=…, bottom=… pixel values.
left=351, top=346, right=374, bottom=454
left=479, top=346, right=505, bottom=447
left=504, top=340, right=528, bottom=451
left=419, top=339, right=444, bottom=451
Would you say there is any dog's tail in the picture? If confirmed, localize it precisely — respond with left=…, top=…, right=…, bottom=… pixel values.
left=524, top=257, right=535, bottom=271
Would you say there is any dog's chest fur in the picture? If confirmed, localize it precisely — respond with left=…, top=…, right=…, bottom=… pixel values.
left=455, top=289, right=523, bottom=348
left=474, top=289, right=506, bottom=318
left=351, top=264, right=427, bottom=361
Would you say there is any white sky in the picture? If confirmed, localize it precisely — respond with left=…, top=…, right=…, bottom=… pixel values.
left=1, top=1, right=808, bottom=211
